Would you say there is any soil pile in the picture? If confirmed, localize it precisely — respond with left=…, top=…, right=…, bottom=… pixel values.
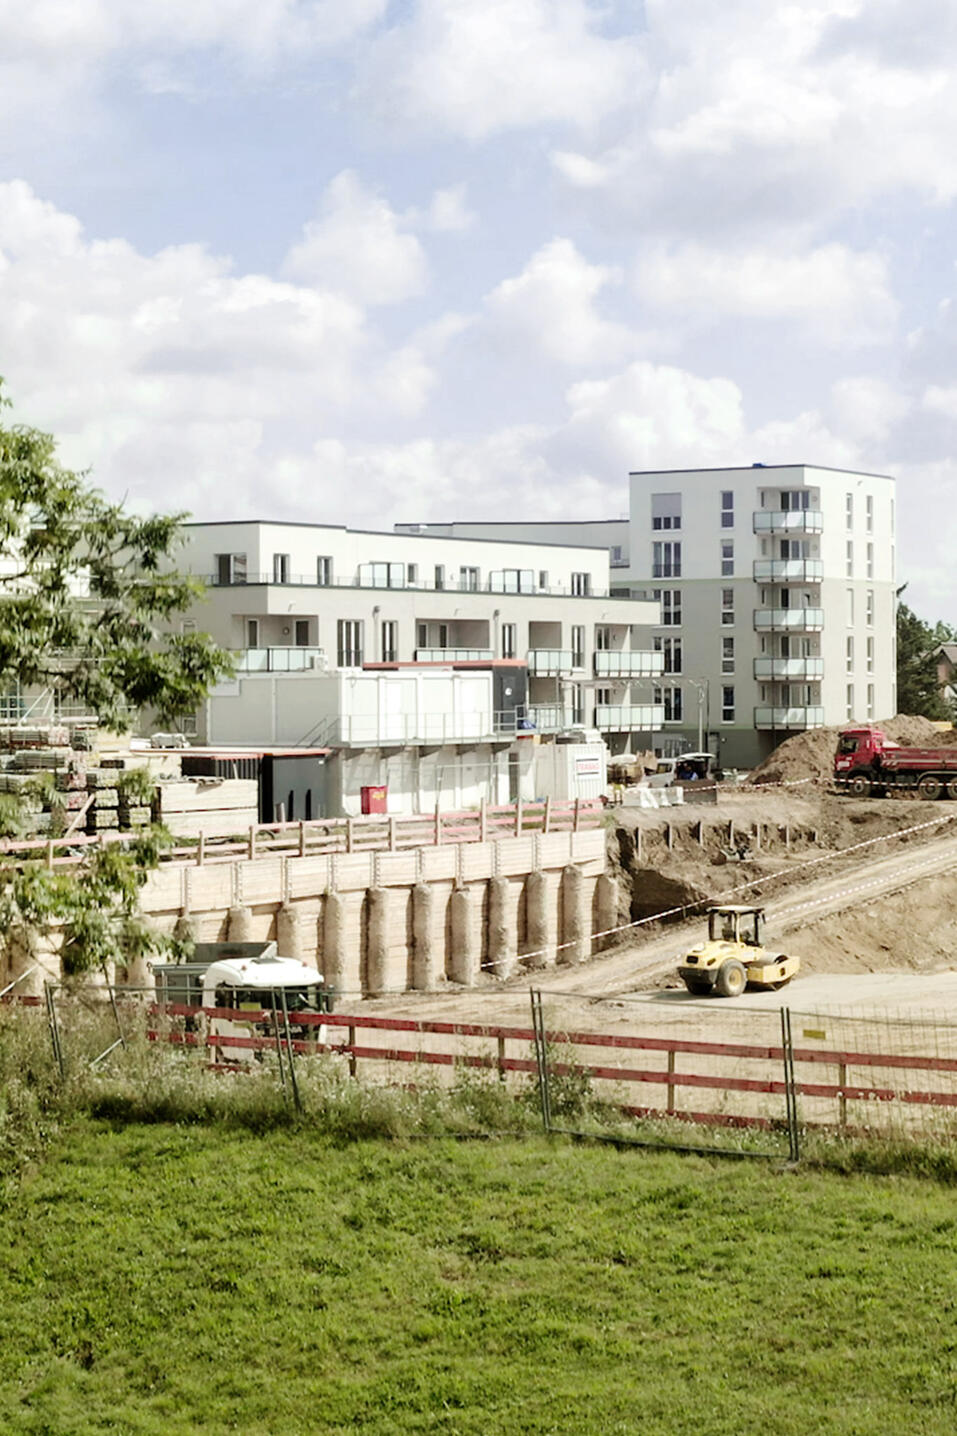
left=748, top=715, right=955, bottom=786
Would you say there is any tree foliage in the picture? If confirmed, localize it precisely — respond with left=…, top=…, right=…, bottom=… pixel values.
left=0, top=384, right=232, bottom=978
left=896, top=591, right=955, bottom=720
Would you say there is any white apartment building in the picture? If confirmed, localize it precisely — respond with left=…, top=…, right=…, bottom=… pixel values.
left=408, top=462, right=898, bottom=768
left=626, top=464, right=897, bottom=767
left=176, top=521, right=664, bottom=752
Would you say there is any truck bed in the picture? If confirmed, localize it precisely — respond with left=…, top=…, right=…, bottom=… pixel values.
left=881, top=748, right=957, bottom=771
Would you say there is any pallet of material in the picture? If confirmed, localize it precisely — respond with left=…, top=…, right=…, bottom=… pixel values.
left=157, top=779, right=260, bottom=841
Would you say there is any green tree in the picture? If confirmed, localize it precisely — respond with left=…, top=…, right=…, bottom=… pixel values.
left=0, top=384, right=232, bottom=977
left=895, top=590, right=954, bottom=720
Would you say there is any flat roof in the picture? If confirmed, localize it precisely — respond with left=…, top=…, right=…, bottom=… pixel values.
left=627, top=463, right=895, bottom=481
left=182, top=746, right=330, bottom=758
left=183, top=520, right=612, bottom=552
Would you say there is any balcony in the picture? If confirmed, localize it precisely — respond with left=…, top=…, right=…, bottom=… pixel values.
left=753, top=510, right=823, bottom=535
left=594, top=650, right=664, bottom=679
left=594, top=704, right=665, bottom=731
left=753, top=559, right=823, bottom=583
left=528, top=649, right=575, bottom=677
left=233, top=647, right=326, bottom=673
left=753, top=657, right=824, bottom=680
left=413, top=648, right=493, bottom=663
left=754, top=706, right=826, bottom=730
left=528, top=704, right=567, bottom=733
left=753, top=609, right=825, bottom=633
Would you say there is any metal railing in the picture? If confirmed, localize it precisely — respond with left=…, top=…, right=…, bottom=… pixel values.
left=232, top=647, right=326, bottom=673
left=200, top=573, right=623, bottom=600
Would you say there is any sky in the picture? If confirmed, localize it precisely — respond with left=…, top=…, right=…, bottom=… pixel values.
left=2, top=0, right=957, bottom=615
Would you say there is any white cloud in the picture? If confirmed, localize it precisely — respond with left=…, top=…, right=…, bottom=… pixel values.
left=422, top=185, right=475, bottom=233
left=481, top=238, right=635, bottom=368
left=283, top=170, right=428, bottom=307
left=357, top=0, right=645, bottom=141
left=634, top=242, right=898, bottom=344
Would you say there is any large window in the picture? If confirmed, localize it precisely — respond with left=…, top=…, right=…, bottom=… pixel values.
left=720, top=491, right=734, bottom=528
left=654, top=685, right=683, bottom=721
left=434, top=565, right=445, bottom=590
left=781, top=489, right=811, bottom=511
left=459, top=566, right=479, bottom=591
left=720, top=541, right=734, bottom=577
left=651, top=493, right=682, bottom=530
left=294, top=619, right=309, bottom=646
left=721, top=588, right=734, bottom=625
left=652, top=542, right=681, bottom=578
left=215, top=552, right=247, bottom=585
left=358, top=562, right=406, bottom=588
left=571, top=625, right=585, bottom=667
left=721, top=636, right=734, bottom=674
left=316, top=556, right=332, bottom=586
left=654, top=589, right=681, bottom=625
left=337, top=619, right=363, bottom=667
left=501, top=623, right=517, bottom=659
left=381, top=620, right=398, bottom=663
left=595, top=626, right=612, bottom=650
left=721, top=686, right=735, bottom=723
left=489, top=568, right=535, bottom=593
left=653, top=636, right=682, bottom=674
left=571, top=571, right=592, bottom=596
left=272, top=553, right=290, bottom=584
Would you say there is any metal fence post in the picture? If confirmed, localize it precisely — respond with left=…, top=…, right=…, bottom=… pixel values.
left=780, top=1007, right=800, bottom=1162
left=530, top=988, right=552, bottom=1133
left=278, top=986, right=303, bottom=1114
left=44, top=983, right=65, bottom=1081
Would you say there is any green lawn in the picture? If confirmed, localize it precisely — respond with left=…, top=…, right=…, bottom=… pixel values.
left=2, top=1123, right=956, bottom=1435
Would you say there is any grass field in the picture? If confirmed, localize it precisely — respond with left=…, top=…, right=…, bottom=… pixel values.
left=2, top=1121, right=957, bottom=1435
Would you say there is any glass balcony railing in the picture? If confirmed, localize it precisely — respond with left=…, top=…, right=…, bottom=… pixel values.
left=528, top=649, right=575, bottom=676
left=594, top=705, right=665, bottom=731
left=754, top=706, right=826, bottom=730
left=753, top=559, right=823, bottom=582
left=753, top=609, right=825, bottom=632
left=753, top=510, right=823, bottom=534
left=753, top=657, right=824, bottom=680
left=594, top=650, right=664, bottom=678
left=413, top=648, right=493, bottom=662
left=232, top=647, right=326, bottom=673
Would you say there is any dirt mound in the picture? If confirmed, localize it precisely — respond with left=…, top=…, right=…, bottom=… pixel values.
left=748, top=715, right=954, bottom=786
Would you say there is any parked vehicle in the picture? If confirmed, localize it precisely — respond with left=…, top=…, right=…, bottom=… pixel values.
left=834, top=726, right=957, bottom=798
left=646, top=752, right=720, bottom=788
left=676, top=904, right=799, bottom=996
left=153, top=942, right=331, bottom=1061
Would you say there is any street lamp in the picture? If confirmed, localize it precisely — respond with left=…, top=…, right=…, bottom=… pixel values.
left=685, top=677, right=711, bottom=752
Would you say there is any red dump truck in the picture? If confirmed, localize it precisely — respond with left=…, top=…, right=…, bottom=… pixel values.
left=834, top=726, right=957, bottom=798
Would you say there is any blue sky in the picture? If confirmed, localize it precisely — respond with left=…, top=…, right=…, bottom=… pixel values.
left=2, top=0, right=957, bottom=613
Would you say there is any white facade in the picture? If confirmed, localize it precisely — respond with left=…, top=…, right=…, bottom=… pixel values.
left=177, top=520, right=663, bottom=751
left=626, top=464, right=897, bottom=767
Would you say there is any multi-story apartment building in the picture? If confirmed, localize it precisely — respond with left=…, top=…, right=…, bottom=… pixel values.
left=176, top=521, right=663, bottom=751
left=407, top=462, right=897, bottom=769
left=626, top=464, right=897, bottom=767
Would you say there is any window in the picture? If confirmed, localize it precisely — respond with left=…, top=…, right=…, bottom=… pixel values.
left=867, top=683, right=875, bottom=719
left=438, top=624, right=449, bottom=649
left=337, top=620, right=363, bottom=667
left=434, top=565, right=445, bottom=590
left=846, top=541, right=853, bottom=578
left=654, top=685, right=683, bottom=721
left=721, top=686, right=735, bottom=723
left=571, top=625, right=585, bottom=668
left=180, top=712, right=198, bottom=737
left=459, top=566, right=479, bottom=591
left=595, top=687, right=611, bottom=707
left=572, top=685, right=584, bottom=725
left=652, top=542, right=681, bottom=578
left=846, top=636, right=854, bottom=674
left=273, top=553, right=290, bottom=584
left=246, top=618, right=259, bottom=648
left=358, top=562, right=406, bottom=588
left=407, top=564, right=418, bottom=585
left=866, top=542, right=874, bottom=579
left=780, top=539, right=810, bottom=559
left=847, top=588, right=854, bottom=625
left=571, top=571, right=592, bottom=596
left=866, top=495, right=873, bottom=532
left=316, top=556, right=332, bottom=586
left=721, top=588, right=734, bottom=625
left=781, top=489, right=811, bottom=511
left=651, top=493, right=682, bottom=530
left=610, top=546, right=623, bottom=563
left=653, top=636, right=682, bottom=674
left=720, top=491, right=734, bottom=528
left=721, top=541, right=734, bottom=577
left=490, top=568, right=534, bottom=593
left=215, top=552, right=247, bottom=585
left=596, top=626, right=612, bottom=651
left=659, top=589, right=682, bottom=625
left=846, top=493, right=853, bottom=530
left=501, top=623, right=517, bottom=659
left=381, top=620, right=398, bottom=663
left=846, top=684, right=854, bottom=721
left=294, top=619, right=309, bottom=646
left=722, top=636, right=735, bottom=674
left=538, top=570, right=548, bottom=589
left=866, top=636, right=874, bottom=673
left=416, top=623, right=427, bottom=648
left=866, top=590, right=874, bottom=626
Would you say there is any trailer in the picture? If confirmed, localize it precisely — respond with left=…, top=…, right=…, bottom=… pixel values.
left=834, top=726, right=957, bottom=798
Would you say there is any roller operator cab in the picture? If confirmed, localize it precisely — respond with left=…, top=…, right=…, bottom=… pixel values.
left=677, top=904, right=800, bottom=997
